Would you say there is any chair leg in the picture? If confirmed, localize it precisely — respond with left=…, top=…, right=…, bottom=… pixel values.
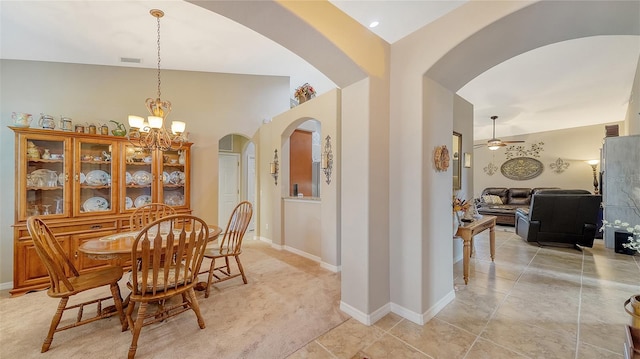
left=205, top=258, right=216, bottom=298
left=224, top=256, right=231, bottom=274
left=124, top=299, right=136, bottom=332
left=187, top=288, right=206, bottom=329
left=109, top=282, right=127, bottom=331
left=235, top=255, right=248, bottom=284
left=42, top=297, right=68, bottom=353
left=128, top=302, right=147, bottom=359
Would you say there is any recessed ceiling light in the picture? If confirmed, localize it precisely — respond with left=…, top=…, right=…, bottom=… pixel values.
left=369, top=21, right=379, bottom=28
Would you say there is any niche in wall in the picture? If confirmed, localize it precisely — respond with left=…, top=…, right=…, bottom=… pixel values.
left=288, top=119, right=321, bottom=197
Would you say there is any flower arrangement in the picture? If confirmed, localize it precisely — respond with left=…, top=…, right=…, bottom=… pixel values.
left=601, top=219, right=640, bottom=253
left=453, top=195, right=471, bottom=214
left=294, top=83, right=316, bottom=101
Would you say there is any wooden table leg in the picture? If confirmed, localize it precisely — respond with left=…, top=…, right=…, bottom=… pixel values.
left=489, top=224, right=495, bottom=262
left=463, top=234, right=470, bottom=285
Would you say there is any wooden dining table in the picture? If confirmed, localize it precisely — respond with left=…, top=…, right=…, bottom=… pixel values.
left=78, top=225, right=222, bottom=293
left=79, top=225, right=222, bottom=262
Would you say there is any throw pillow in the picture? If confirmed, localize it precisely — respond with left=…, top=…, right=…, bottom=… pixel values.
left=482, top=195, right=493, bottom=204
left=490, top=195, right=503, bottom=205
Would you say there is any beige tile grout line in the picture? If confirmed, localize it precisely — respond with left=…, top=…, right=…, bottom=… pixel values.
left=459, top=235, right=539, bottom=359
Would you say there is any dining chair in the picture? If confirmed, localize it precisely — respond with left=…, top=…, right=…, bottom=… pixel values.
left=26, top=217, right=126, bottom=353
left=200, top=201, right=253, bottom=298
left=124, top=214, right=209, bottom=359
left=129, top=202, right=177, bottom=230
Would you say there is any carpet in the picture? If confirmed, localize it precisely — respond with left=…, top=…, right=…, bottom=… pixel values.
left=0, top=240, right=349, bottom=358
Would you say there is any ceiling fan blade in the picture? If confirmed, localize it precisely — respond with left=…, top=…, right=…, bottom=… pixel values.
left=502, top=140, right=525, bottom=144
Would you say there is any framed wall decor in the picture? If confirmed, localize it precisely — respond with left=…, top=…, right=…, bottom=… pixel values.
left=452, top=132, right=461, bottom=189
left=464, top=152, right=472, bottom=168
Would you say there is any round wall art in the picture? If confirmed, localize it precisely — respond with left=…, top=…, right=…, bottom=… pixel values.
left=500, top=157, right=544, bottom=180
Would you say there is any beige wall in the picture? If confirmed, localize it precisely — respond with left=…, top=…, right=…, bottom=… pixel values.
left=472, top=122, right=621, bottom=197
left=0, top=60, right=290, bottom=285
left=258, top=89, right=341, bottom=270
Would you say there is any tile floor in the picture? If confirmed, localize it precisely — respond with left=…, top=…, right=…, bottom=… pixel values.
left=289, top=227, right=640, bottom=359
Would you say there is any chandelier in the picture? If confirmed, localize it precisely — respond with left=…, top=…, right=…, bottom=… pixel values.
left=128, top=9, right=186, bottom=152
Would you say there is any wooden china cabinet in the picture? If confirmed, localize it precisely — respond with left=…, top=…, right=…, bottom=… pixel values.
left=10, top=127, right=192, bottom=296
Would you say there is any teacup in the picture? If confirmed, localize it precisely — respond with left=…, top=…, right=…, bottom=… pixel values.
left=143, top=156, right=153, bottom=164
left=50, top=154, right=63, bottom=160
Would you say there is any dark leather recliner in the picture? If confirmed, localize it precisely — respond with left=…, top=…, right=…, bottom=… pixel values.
left=515, top=189, right=602, bottom=248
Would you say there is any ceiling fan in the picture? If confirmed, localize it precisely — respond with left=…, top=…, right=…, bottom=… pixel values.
left=474, top=115, right=525, bottom=150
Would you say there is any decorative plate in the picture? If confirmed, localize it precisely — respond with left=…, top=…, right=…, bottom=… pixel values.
left=83, top=197, right=109, bottom=212
left=170, top=171, right=185, bottom=185
left=125, top=197, right=134, bottom=209
left=30, top=169, right=58, bottom=187
left=85, top=170, right=110, bottom=186
left=126, top=172, right=133, bottom=184
left=134, top=195, right=152, bottom=208
left=500, top=157, right=544, bottom=180
left=57, top=172, right=65, bottom=186
left=164, top=193, right=184, bottom=206
left=132, top=171, right=152, bottom=186
left=80, top=172, right=86, bottom=184
left=163, top=171, right=170, bottom=185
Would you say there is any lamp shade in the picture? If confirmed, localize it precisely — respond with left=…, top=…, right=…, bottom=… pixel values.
left=128, top=115, right=145, bottom=128
left=148, top=116, right=163, bottom=129
left=587, top=160, right=600, bottom=166
left=171, top=121, right=186, bottom=134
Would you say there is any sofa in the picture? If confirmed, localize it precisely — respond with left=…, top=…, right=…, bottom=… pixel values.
left=476, top=187, right=558, bottom=226
left=515, top=189, right=601, bottom=248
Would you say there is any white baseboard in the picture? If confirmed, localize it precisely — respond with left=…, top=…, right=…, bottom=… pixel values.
left=341, top=289, right=456, bottom=327
left=284, top=245, right=321, bottom=263
left=0, top=282, right=12, bottom=291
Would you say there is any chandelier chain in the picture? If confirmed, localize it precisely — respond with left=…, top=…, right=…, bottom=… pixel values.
left=156, top=14, right=161, bottom=99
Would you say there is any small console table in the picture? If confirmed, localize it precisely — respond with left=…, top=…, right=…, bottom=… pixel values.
left=455, top=215, right=497, bottom=284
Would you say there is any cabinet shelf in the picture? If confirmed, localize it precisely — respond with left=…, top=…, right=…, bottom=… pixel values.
left=28, top=159, right=64, bottom=163
left=81, top=160, right=111, bottom=165
left=27, top=186, right=63, bottom=191
left=80, top=185, right=111, bottom=189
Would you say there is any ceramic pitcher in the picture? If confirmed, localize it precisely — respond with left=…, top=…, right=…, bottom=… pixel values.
left=12, top=112, right=32, bottom=127
left=59, top=117, right=73, bottom=131
left=38, top=114, right=56, bottom=130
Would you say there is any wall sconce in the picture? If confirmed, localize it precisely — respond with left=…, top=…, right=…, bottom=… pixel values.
left=270, top=149, right=279, bottom=185
left=321, top=135, right=333, bottom=184
left=586, top=159, right=599, bottom=194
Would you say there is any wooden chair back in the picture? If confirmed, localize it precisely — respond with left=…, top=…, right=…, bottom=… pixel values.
left=130, top=214, right=209, bottom=297
left=218, top=201, right=253, bottom=256
left=129, top=203, right=177, bottom=230
left=27, top=217, right=80, bottom=295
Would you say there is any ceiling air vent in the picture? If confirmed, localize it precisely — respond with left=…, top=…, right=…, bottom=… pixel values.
left=120, top=57, right=141, bottom=64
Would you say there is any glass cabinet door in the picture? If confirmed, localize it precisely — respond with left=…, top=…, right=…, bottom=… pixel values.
left=75, top=139, right=117, bottom=216
left=159, top=145, right=190, bottom=209
left=123, top=144, right=154, bottom=212
left=20, top=135, right=71, bottom=221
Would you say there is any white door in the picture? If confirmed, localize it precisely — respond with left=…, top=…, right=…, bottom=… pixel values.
left=218, top=153, right=240, bottom=231
left=246, top=153, right=256, bottom=231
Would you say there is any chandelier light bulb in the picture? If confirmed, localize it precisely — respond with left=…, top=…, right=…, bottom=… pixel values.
left=171, top=121, right=186, bottom=134
left=148, top=116, right=163, bottom=129
left=128, top=115, right=144, bottom=129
